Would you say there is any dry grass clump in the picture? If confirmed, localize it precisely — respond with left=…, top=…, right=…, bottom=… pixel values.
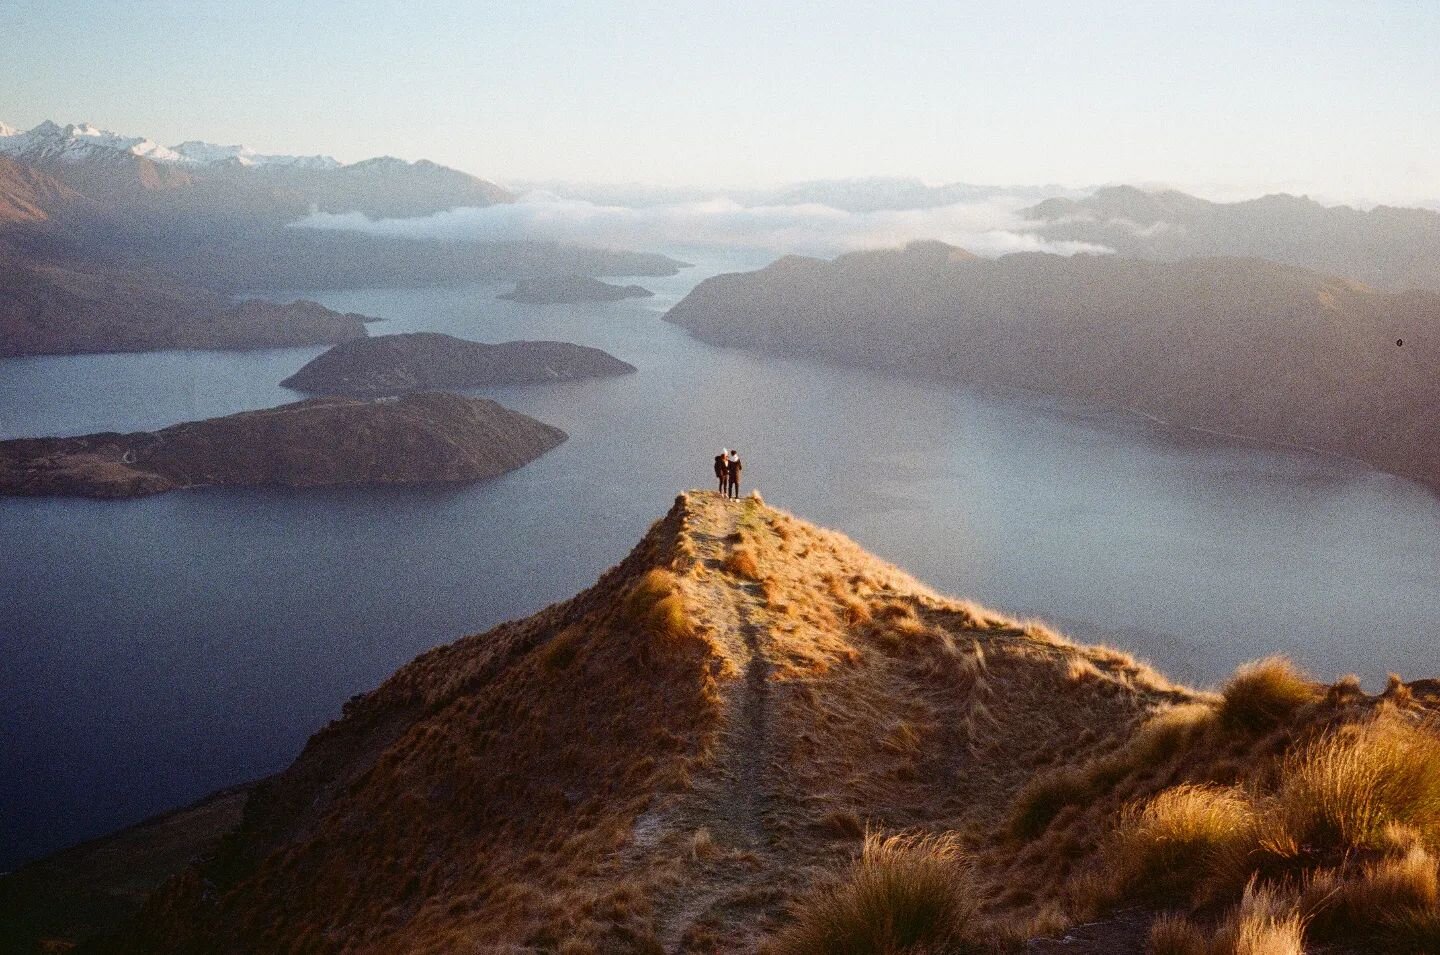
left=1218, top=657, right=1318, bottom=733
left=1099, top=713, right=1440, bottom=953
left=772, top=832, right=979, bottom=955
left=1268, top=712, right=1440, bottom=853
left=1149, top=911, right=1210, bottom=955
left=1302, top=846, right=1440, bottom=948
left=1148, top=882, right=1305, bottom=955
left=1107, top=784, right=1259, bottom=901
left=1009, top=768, right=1093, bottom=839
left=1009, top=703, right=1216, bottom=839
left=723, top=547, right=761, bottom=581
left=625, top=568, right=694, bottom=640
left=1211, top=881, right=1306, bottom=955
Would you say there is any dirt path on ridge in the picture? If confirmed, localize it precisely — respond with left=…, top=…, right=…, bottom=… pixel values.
left=653, top=493, right=779, bottom=951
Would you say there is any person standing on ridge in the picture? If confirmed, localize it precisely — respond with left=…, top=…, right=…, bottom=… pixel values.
left=714, top=449, right=729, bottom=493
left=726, top=449, right=742, bottom=499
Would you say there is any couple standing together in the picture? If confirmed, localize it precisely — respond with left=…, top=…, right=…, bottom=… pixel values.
left=713, top=449, right=744, bottom=499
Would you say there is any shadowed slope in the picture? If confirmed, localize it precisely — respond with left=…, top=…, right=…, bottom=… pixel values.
left=100, top=493, right=1193, bottom=953
left=0, top=156, right=84, bottom=223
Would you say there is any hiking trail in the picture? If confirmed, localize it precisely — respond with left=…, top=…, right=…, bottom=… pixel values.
left=652, top=492, right=780, bottom=951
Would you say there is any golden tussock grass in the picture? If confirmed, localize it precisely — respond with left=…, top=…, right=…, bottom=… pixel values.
left=1146, top=884, right=1306, bottom=955
left=1218, top=657, right=1318, bottom=733
left=626, top=568, right=695, bottom=641
left=689, top=827, right=718, bottom=861
left=1211, top=881, right=1306, bottom=955
left=772, top=832, right=979, bottom=955
left=1385, top=673, right=1416, bottom=706
left=1268, top=710, right=1440, bottom=853
left=1149, top=911, right=1210, bottom=955
left=1302, top=846, right=1440, bottom=948
left=1009, top=702, right=1216, bottom=840
left=1093, top=711, right=1440, bottom=953
left=723, top=547, right=761, bottom=580
left=1104, top=784, right=1259, bottom=901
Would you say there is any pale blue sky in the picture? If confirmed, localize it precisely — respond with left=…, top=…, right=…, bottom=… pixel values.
left=2, top=0, right=1437, bottom=201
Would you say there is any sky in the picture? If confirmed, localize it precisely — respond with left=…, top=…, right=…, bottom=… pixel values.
left=2, top=0, right=1438, bottom=203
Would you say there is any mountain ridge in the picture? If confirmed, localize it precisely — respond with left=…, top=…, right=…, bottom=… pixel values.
left=95, top=491, right=1192, bottom=952
left=2, top=493, right=1435, bottom=951
left=0, top=120, right=514, bottom=216
left=1025, top=184, right=1440, bottom=291
left=664, top=242, right=1440, bottom=490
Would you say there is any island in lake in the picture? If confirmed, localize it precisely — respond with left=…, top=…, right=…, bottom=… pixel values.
left=498, top=274, right=655, bottom=304
left=280, top=331, right=636, bottom=396
left=0, top=392, right=566, bottom=498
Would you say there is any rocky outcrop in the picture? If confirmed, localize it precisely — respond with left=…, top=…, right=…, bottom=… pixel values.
left=0, top=393, right=566, bottom=498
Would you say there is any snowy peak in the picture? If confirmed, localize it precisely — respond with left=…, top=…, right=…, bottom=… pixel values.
left=0, top=118, right=513, bottom=212
left=0, top=119, right=184, bottom=165
left=169, top=140, right=341, bottom=170
left=0, top=120, right=339, bottom=170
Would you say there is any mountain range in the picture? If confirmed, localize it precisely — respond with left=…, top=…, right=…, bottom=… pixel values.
left=0, top=120, right=513, bottom=216
left=0, top=121, right=685, bottom=355
left=1025, top=185, right=1440, bottom=292
left=665, top=240, right=1440, bottom=490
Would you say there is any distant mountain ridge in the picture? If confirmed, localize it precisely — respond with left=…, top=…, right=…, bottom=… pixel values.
left=1025, top=184, right=1440, bottom=291
left=507, top=176, right=1088, bottom=211
left=0, top=120, right=514, bottom=215
left=0, top=120, right=338, bottom=170
left=0, top=254, right=371, bottom=357
left=665, top=240, right=1440, bottom=489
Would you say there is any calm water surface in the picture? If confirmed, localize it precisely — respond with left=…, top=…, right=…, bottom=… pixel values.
left=2, top=249, right=1438, bottom=869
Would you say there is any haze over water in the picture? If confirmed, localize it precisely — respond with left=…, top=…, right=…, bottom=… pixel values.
left=2, top=250, right=1438, bottom=870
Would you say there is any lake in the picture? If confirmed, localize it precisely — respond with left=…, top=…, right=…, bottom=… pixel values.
left=2, top=248, right=1438, bottom=870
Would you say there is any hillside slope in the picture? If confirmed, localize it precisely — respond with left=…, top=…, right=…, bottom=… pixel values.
left=0, top=156, right=84, bottom=223
left=100, top=492, right=1193, bottom=952
left=664, top=242, right=1440, bottom=489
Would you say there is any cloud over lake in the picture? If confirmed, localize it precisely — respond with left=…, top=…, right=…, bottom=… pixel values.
left=293, top=192, right=1114, bottom=258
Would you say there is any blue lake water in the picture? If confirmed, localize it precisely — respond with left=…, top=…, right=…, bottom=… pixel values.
left=2, top=248, right=1439, bottom=870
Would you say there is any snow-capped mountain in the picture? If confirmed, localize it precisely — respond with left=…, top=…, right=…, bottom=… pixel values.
left=0, top=121, right=338, bottom=170
left=0, top=121, right=185, bottom=165
left=170, top=140, right=340, bottom=170
left=0, top=119, right=513, bottom=214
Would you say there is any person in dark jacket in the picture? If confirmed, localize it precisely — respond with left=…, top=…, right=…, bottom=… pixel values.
left=726, top=450, right=742, bottom=499
left=714, top=449, right=729, bottom=493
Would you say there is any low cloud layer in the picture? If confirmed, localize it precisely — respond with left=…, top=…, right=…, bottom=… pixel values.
left=293, top=192, right=1114, bottom=258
